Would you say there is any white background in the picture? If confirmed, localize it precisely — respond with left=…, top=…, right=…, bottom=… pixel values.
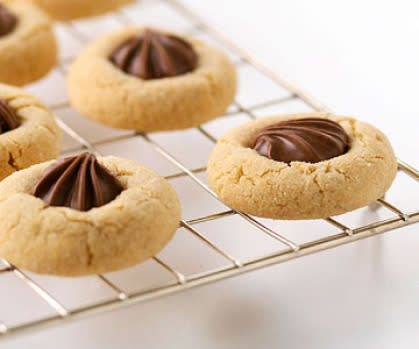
left=5, top=0, right=419, bottom=348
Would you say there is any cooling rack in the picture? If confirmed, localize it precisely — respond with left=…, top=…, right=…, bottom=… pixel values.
left=1, top=0, right=418, bottom=340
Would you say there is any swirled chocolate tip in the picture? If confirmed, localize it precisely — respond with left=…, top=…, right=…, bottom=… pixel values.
left=0, top=99, right=20, bottom=134
left=32, top=152, right=123, bottom=211
left=252, top=118, right=350, bottom=163
left=0, top=4, right=17, bottom=37
left=110, top=29, right=198, bottom=80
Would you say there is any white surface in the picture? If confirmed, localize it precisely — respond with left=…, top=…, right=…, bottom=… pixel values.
left=4, top=0, right=419, bottom=348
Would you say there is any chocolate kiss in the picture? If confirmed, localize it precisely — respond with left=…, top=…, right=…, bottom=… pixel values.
left=0, top=4, right=17, bottom=37
left=32, top=152, right=123, bottom=211
left=0, top=99, right=20, bottom=134
left=252, top=118, right=350, bottom=163
left=110, top=29, right=198, bottom=80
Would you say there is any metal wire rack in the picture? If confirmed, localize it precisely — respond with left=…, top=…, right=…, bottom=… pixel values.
left=1, top=0, right=418, bottom=340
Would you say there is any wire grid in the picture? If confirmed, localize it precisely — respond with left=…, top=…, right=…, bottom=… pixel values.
left=1, top=0, right=419, bottom=340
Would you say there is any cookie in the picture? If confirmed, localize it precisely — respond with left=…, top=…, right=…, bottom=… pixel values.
left=67, top=27, right=237, bottom=132
left=0, top=1, right=57, bottom=86
left=17, top=0, right=134, bottom=21
left=207, top=113, right=398, bottom=220
left=0, top=152, right=181, bottom=276
left=0, top=83, right=61, bottom=181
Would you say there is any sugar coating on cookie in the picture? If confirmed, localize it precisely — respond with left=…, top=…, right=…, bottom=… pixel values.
left=19, top=0, right=134, bottom=21
left=67, top=27, right=237, bottom=132
left=0, top=1, right=57, bottom=86
left=207, top=113, right=398, bottom=220
left=0, top=83, right=62, bottom=181
left=0, top=156, right=181, bottom=276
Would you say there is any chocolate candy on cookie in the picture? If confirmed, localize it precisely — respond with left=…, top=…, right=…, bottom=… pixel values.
left=207, top=113, right=397, bottom=220
left=68, top=27, right=237, bottom=132
left=33, top=152, right=123, bottom=211
left=0, top=4, right=17, bottom=36
left=110, top=29, right=198, bottom=80
left=252, top=118, right=350, bottom=163
left=0, top=99, right=20, bottom=132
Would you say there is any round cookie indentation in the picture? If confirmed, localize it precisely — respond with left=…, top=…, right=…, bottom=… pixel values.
left=67, top=27, right=237, bottom=132
left=0, top=1, right=57, bottom=86
left=207, top=113, right=398, bottom=220
left=252, top=118, right=350, bottom=163
left=110, top=29, right=198, bottom=80
left=32, top=152, right=124, bottom=211
left=0, top=83, right=62, bottom=181
left=0, top=156, right=181, bottom=276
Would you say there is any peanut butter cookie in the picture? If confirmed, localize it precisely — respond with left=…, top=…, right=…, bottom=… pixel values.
left=0, top=153, right=181, bottom=276
left=207, top=113, right=397, bottom=220
left=0, top=1, right=57, bottom=86
left=67, top=27, right=237, bottom=132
